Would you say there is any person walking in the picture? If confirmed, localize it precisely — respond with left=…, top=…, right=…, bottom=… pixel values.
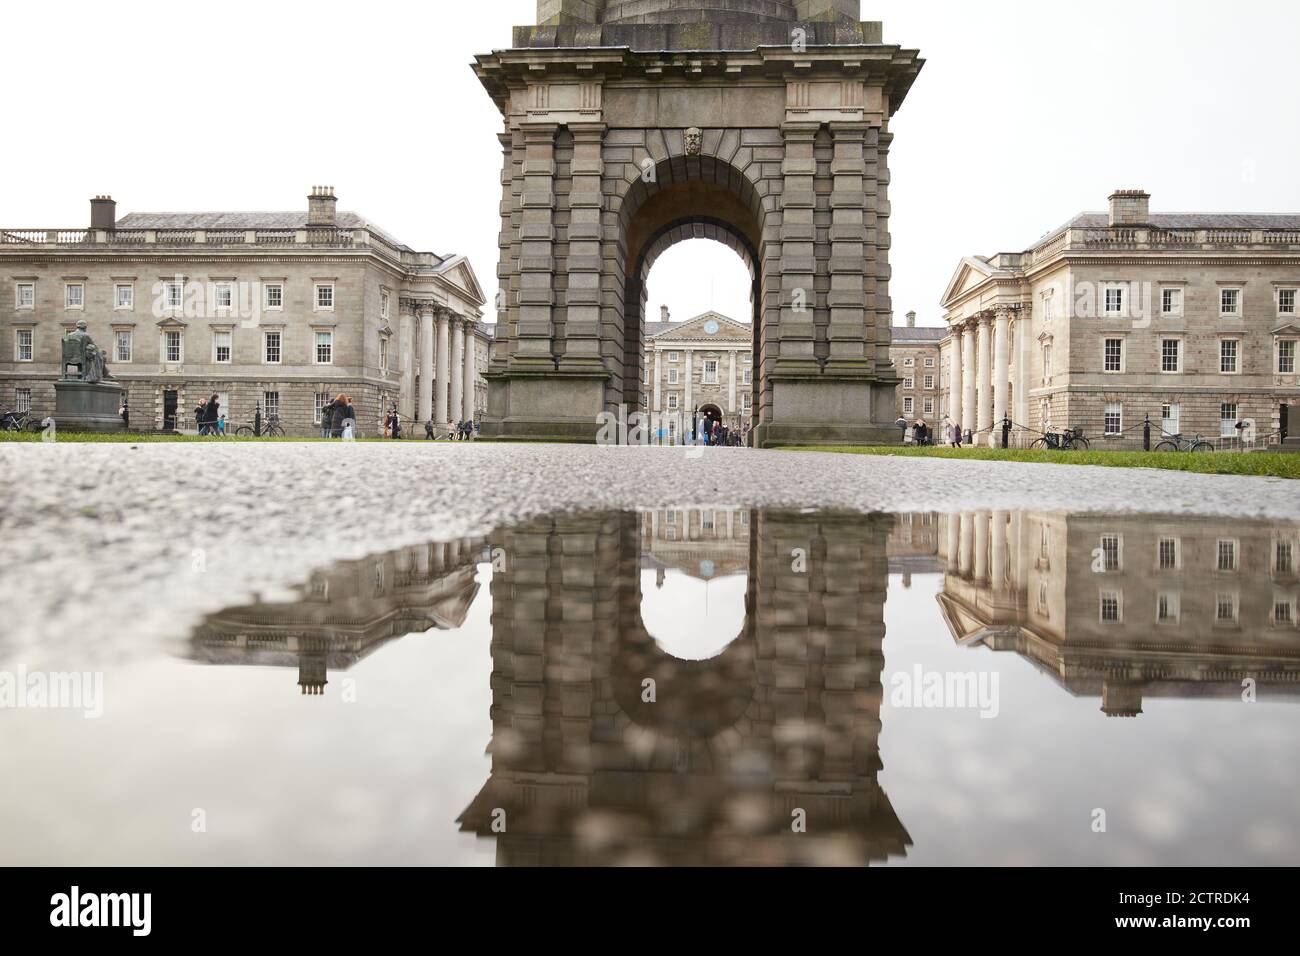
left=952, top=421, right=963, bottom=448
left=205, top=394, right=221, bottom=437
left=329, top=393, right=349, bottom=439
left=320, top=397, right=338, bottom=439
left=390, top=406, right=402, bottom=440
left=194, top=398, right=209, bottom=436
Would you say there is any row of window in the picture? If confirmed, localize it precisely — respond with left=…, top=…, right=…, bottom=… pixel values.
left=646, top=362, right=753, bottom=386
left=901, top=356, right=937, bottom=369
left=902, top=375, right=936, bottom=390
left=1060, top=400, right=1247, bottom=438
left=1092, top=336, right=1298, bottom=375
left=1095, top=534, right=1294, bottom=574
left=655, top=393, right=753, bottom=412
left=902, top=396, right=935, bottom=416
left=10, top=280, right=359, bottom=314
left=1041, top=285, right=1298, bottom=320
left=11, top=327, right=393, bottom=369
left=1096, top=588, right=1295, bottom=627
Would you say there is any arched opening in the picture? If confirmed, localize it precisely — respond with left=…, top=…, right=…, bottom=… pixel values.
left=615, top=155, right=770, bottom=443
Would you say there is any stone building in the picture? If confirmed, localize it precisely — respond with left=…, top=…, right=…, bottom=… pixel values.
left=891, top=311, right=944, bottom=422
left=935, top=510, right=1300, bottom=716
left=0, top=189, right=490, bottom=435
left=941, top=189, right=1300, bottom=447
left=641, top=306, right=754, bottom=440
left=475, top=0, right=923, bottom=446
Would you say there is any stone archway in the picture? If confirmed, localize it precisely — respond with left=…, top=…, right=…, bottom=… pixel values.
left=474, top=1, right=923, bottom=447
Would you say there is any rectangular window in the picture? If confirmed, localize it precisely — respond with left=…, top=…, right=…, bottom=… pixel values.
left=315, top=331, right=333, bottom=365
left=668, top=368, right=680, bottom=385
left=667, top=394, right=679, bottom=410
left=924, top=398, right=934, bottom=415
left=264, top=331, right=282, bottom=364
left=1161, top=403, right=1181, bottom=437
left=1100, top=591, right=1121, bottom=623
left=213, top=330, right=232, bottom=364
left=115, top=284, right=133, bottom=310
left=214, top=283, right=233, bottom=310
left=925, top=358, right=936, bottom=368
left=1162, top=288, right=1182, bottom=315
left=1279, top=340, right=1296, bottom=374
left=380, top=336, right=389, bottom=371
left=315, top=284, right=334, bottom=310
left=1221, top=403, right=1238, bottom=438
left=1217, top=539, right=1238, bottom=572
left=903, top=396, right=914, bottom=414
left=1154, top=590, right=1182, bottom=628
left=1221, top=288, right=1240, bottom=315
left=1042, top=344, right=1052, bottom=379
left=1104, top=338, right=1123, bottom=372
left=1281, top=289, right=1297, bottom=315
left=668, top=352, right=679, bottom=363
left=264, top=283, right=283, bottom=310
left=1161, top=339, right=1181, bottom=373
left=1104, top=287, right=1124, bottom=315
left=1216, top=592, right=1238, bottom=623
left=15, top=388, right=32, bottom=413
left=702, top=360, right=718, bottom=384
left=1220, top=339, right=1239, bottom=373
left=114, top=330, right=133, bottom=363
left=314, top=392, right=330, bottom=425
left=903, top=377, right=914, bottom=389
left=381, top=292, right=390, bottom=320
left=1042, top=297, right=1054, bottom=322
left=16, top=283, right=35, bottom=309
left=1158, top=536, right=1179, bottom=570
left=1104, top=403, right=1122, bottom=436
left=263, top=391, right=280, bottom=419
left=904, top=357, right=915, bottom=368
left=742, top=368, right=752, bottom=385
left=1277, top=542, right=1294, bottom=574
left=65, top=283, right=84, bottom=309
left=1100, top=534, right=1121, bottom=572
left=166, top=282, right=183, bottom=310
left=164, top=330, right=182, bottom=363
left=1274, top=599, right=1295, bottom=626
left=924, top=375, right=935, bottom=389
left=15, top=329, right=34, bottom=362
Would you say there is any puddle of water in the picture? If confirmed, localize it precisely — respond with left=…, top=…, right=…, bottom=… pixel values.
left=2, top=509, right=1298, bottom=866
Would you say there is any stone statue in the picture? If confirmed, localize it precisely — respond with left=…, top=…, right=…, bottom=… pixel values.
left=684, top=127, right=702, bottom=156
left=62, top=320, right=114, bottom=384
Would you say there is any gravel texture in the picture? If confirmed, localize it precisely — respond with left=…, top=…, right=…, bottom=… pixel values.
left=2, top=442, right=1298, bottom=665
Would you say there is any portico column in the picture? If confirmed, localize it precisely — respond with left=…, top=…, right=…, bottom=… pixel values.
left=684, top=350, right=694, bottom=420
left=991, top=510, right=1008, bottom=589
left=974, top=511, right=990, bottom=584
left=950, top=325, right=965, bottom=436
left=1015, top=309, right=1030, bottom=433
left=976, top=314, right=993, bottom=436
left=945, top=513, right=960, bottom=572
left=400, top=304, right=416, bottom=421
left=993, top=308, right=1010, bottom=434
left=418, top=308, right=434, bottom=424
left=463, top=326, right=476, bottom=422
left=958, top=512, right=974, bottom=576
left=435, top=310, right=451, bottom=425
left=962, top=323, right=976, bottom=437
left=654, top=348, right=662, bottom=411
left=450, top=318, right=465, bottom=422
left=728, top=350, right=737, bottom=415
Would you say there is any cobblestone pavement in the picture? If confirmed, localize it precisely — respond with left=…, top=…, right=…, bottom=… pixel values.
left=2, top=442, right=1297, bottom=662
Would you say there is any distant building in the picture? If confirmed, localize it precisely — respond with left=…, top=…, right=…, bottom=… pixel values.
left=941, top=188, right=1300, bottom=447
left=642, top=307, right=754, bottom=441
left=0, top=188, right=490, bottom=434
left=892, top=312, right=945, bottom=423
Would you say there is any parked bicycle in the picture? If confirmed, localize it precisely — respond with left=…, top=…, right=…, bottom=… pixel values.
left=0, top=409, right=41, bottom=433
left=234, top=415, right=286, bottom=438
left=1030, top=427, right=1090, bottom=451
left=1154, top=433, right=1214, bottom=453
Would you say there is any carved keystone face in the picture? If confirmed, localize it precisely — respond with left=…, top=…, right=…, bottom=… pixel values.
left=684, top=127, right=703, bottom=156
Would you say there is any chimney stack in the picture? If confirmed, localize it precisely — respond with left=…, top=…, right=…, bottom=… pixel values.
left=1108, top=189, right=1150, bottom=227
left=906, top=311, right=917, bottom=328
left=90, top=195, right=117, bottom=231
left=661, top=305, right=670, bottom=323
left=308, top=186, right=338, bottom=226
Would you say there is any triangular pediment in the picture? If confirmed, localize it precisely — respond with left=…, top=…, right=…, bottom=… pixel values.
left=1272, top=322, right=1300, bottom=336
left=651, top=310, right=752, bottom=343
left=941, top=257, right=998, bottom=308
left=433, top=255, right=486, bottom=308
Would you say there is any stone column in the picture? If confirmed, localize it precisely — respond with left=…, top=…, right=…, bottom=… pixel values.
left=450, top=319, right=465, bottom=422
left=973, top=511, right=990, bottom=584
left=962, top=323, right=976, bottom=437
left=958, top=512, right=974, bottom=576
left=653, top=348, right=662, bottom=412
left=512, top=123, right=560, bottom=371
left=950, top=325, right=964, bottom=435
left=418, top=307, right=434, bottom=424
left=976, top=314, right=993, bottom=436
left=399, top=303, right=416, bottom=421
left=463, top=326, right=476, bottom=422
left=774, top=122, right=820, bottom=376
left=945, top=513, right=960, bottom=572
left=1015, top=308, right=1030, bottom=433
left=993, top=308, right=1010, bottom=432
left=991, top=511, right=1008, bottom=589
left=435, top=310, right=451, bottom=425
left=728, top=350, right=737, bottom=415
left=684, top=350, right=694, bottom=420
left=560, top=122, right=608, bottom=378
left=825, top=122, right=871, bottom=374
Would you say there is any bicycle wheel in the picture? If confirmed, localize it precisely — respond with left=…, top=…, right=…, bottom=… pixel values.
left=1154, top=440, right=1179, bottom=453
left=1030, top=438, right=1049, bottom=450
left=1191, top=441, right=1214, bottom=453
left=1066, top=437, right=1090, bottom=451
left=267, top=424, right=286, bottom=438
left=235, top=426, right=256, bottom=438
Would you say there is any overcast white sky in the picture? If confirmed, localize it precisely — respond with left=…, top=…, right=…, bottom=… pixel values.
left=5, top=0, right=1298, bottom=329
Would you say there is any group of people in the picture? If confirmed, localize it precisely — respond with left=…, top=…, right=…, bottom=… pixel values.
left=898, top=416, right=969, bottom=448
left=320, top=394, right=358, bottom=439
left=698, top=418, right=741, bottom=447
left=194, top=394, right=226, bottom=436
left=421, top=419, right=476, bottom=441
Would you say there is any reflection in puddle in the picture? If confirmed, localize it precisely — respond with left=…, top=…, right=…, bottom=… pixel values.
left=175, top=508, right=1300, bottom=866
left=6, top=509, right=1299, bottom=866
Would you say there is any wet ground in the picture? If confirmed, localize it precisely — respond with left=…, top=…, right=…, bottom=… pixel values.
left=2, top=450, right=1297, bottom=864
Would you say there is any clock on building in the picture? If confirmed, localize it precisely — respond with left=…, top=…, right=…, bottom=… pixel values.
left=703, top=319, right=720, bottom=335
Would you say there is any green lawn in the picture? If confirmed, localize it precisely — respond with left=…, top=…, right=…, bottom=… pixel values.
left=781, top=444, right=1300, bottom=479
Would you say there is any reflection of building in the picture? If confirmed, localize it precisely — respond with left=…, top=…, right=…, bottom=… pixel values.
left=641, top=507, right=750, bottom=584
left=936, top=512, right=1300, bottom=716
left=886, top=512, right=941, bottom=585
left=189, top=538, right=486, bottom=694
left=892, top=313, right=945, bottom=422
left=0, top=189, right=490, bottom=433
left=459, top=510, right=910, bottom=866
left=642, top=308, right=754, bottom=440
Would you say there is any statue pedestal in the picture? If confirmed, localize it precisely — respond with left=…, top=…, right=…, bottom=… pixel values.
left=54, top=380, right=125, bottom=434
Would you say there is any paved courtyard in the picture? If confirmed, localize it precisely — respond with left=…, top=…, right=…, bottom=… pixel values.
left=2, top=443, right=1298, bottom=661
